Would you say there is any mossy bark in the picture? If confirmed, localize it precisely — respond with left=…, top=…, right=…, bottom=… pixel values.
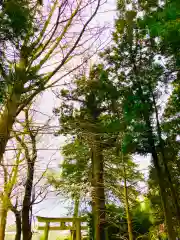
left=0, top=207, right=7, bottom=240
left=22, top=162, right=35, bottom=240
left=0, top=83, right=23, bottom=162
left=123, top=165, right=133, bottom=240
left=91, top=141, right=106, bottom=240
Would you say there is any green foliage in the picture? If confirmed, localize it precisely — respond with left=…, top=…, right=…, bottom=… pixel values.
left=103, top=147, right=143, bottom=206
left=140, top=0, right=180, bottom=66
left=88, top=203, right=152, bottom=240
left=132, top=199, right=153, bottom=236
left=61, top=139, right=90, bottom=182
left=100, top=0, right=180, bottom=237
left=54, top=64, right=121, bottom=142
left=2, top=0, right=33, bottom=38
left=0, top=0, right=37, bottom=103
left=101, top=0, right=164, bottom=157
left=87, top=205, right=127, bottom=240
left=49, top=0, right=180, bottom=238
left=0, top=1, right=30, bottom=41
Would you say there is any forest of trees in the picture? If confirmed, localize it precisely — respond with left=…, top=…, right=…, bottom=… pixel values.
left=0, top=0, right=180, bottom=240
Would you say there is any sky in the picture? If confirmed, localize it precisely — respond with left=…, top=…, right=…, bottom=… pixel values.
left=5, top=0, right=151, bottom=227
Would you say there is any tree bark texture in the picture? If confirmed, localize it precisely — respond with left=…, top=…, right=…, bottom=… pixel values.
left=123, top=166, right=133, bottom=240
left=14, top=211, right=21, bottom=240
left=72, top=197, right=80, bottom=240
left=0, top=207, right=7, bottom=240
left=135, top=80, right=176, bottom=240
left=145, top=114, right=176, bottom=240
left=0, top=82, right=23, bottom=162
left=151, top=89, right=180, bottom=223
left=91, top=141, right=106, bottom=240
left=22, top=162, right=35, bottom=240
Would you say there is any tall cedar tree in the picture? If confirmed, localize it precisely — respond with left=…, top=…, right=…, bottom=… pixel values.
left=148, top=72, right=180, bottom=235
left=101, top=2, right=179, bottom=239
left=50, top=136, right=143, bottom=239
left=54, top=64, right=120, bottom=240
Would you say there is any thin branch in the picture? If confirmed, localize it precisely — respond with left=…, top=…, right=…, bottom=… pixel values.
left=45, top=0, right=101, bottom=81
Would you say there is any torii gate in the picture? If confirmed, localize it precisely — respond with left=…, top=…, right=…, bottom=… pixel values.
left=36, top=216, right=88, bottom=240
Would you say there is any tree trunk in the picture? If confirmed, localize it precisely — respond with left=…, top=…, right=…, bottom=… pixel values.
left=91, top=150, right=96, bottom=240
left=73, top=197, right=79, bottom=218
left=151, top=147, right=175, bottom=240
left=22, top=163, right=35, bottom=240
left=144, top=113, right=176, bottom=240
left=0, top=83, right=23, bottom=162
left=151, top=89, right=180, bottom=223
left=123, top=165, right=133, bottom=240
left=134, top=80, right=176, bottom=240
left=14, top=211, right=21, bottom=240
left=0, top=207, right=7, bottom=240
left=72, top=197, right=80, bottom=240
left=92, top=142, right=106, bottom=240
